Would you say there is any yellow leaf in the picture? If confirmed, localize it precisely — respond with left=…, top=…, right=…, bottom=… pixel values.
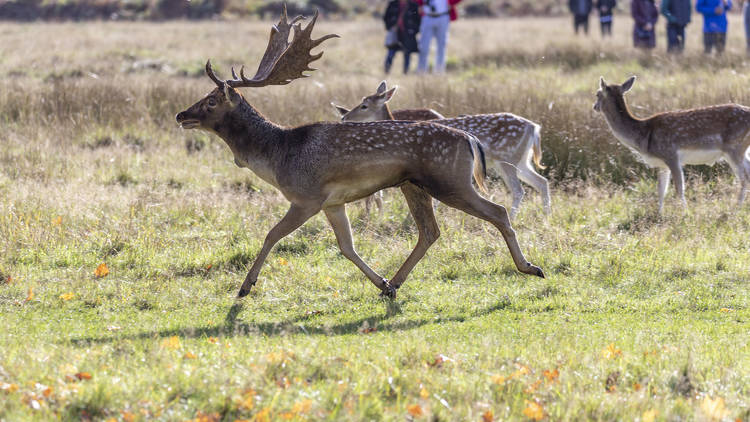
left=277, top=257, right=288, bottom=266
left=482, top=410, right=494, bottom=422
left=720, top=308, right=732, bottom=313
left=291, top=399, right=312, bottom=414
left=25, top=286, right=34, bottom=302
left=601, top=343, right=622, bottom=359
left=407, top=404, right=424, bottom=417
left=59, top=292, right=75, bottom=301
left=52, top=216, right=62, bottom=226
left=525, top=379, right=542, bottom=393
left=161, top=336, right=181, bottom=350
left=633, top=382, right=643, bottom=392
left=420, top=388, right=429, bottom=399
left=491, top=375, right=506, bottom=385
left=42, top=387, right=53, bottom=398
left=238, top=390, right=255, bottom=410
left=543, top=369, right=559, bottom=382
left=701, top=396, right=729, bottom=421
left=94, top=263, right=109, bottom=278
left=1, top=383, right=19, bottom=393
left=523, top=400, right=545, bottom=421
left=642, top=409, right=658, bottom=422
left=184, top=352, right=197, bottom=360
left=254, top=408, right=271, bottom=422
left=122, top=411, right=136, bottom=422
left=279, top=412, right=295, bottom=420
left=207, top=337, right=219, bottom=344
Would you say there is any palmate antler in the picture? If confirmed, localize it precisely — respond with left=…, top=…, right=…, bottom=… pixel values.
left=206, top=4, right=339, bottom=88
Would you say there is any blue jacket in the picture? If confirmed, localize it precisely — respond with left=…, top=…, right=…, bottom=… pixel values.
left=696, top=0, right=731, bottom=32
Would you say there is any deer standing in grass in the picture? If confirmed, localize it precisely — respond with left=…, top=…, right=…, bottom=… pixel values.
left=332, top=81, right=551, bottom=218
left=175, top=7, right=544, bottom=299
left=594, top=76, right=750, bottom=212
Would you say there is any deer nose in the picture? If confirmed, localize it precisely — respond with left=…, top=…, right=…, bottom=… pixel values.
left=175, top=112, right=186, bottom=122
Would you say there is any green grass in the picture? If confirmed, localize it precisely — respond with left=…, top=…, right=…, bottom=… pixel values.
left=1, top=15, right=750, bottom=421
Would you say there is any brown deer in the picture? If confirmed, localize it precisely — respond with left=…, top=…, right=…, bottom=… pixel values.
left=175, top=7, right=544, bottom=299
left=594, top=76, right=750, bottom=212
left=333, top=81, right=551, bottom=219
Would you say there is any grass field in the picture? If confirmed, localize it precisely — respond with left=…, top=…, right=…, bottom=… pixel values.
left=1, top=14, right=750, bottom=421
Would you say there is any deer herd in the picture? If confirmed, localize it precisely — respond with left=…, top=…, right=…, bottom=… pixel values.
left=176, top=6, right=750, bottom=299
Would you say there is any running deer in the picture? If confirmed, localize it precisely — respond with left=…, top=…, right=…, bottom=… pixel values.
left=175, top=7, right=544, bottom=299
left=594, top=76, right=750, bottom=212
left=332, top=81, right=551, bottom=218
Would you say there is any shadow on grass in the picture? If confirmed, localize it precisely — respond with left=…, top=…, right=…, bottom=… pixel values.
left=68, top=298, right=512, bottom=346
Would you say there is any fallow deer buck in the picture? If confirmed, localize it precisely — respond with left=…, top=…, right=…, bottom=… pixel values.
left=594, top=76, right=750, bottom=212
left=175, top=7, right=544, bottom=299
left=333, top=81, right=551, bottom=219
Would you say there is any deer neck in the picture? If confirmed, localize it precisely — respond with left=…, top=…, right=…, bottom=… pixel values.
left=380, top=103, right=396, bottom=121
left=211, top=100, right=286, bottom=188
left=601, top=95, right=650, bottom=152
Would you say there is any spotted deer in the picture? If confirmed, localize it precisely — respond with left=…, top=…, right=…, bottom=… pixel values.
left=333, top=81, right=551, bottom=218
left=175, top=7, right=544, bottom=299
left=594, top=76, right=750, bottom=212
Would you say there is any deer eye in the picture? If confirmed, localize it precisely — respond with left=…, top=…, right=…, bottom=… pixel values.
left=207, top=98, right=217, bottom=108
left=360, top=104, right=368, bottom=110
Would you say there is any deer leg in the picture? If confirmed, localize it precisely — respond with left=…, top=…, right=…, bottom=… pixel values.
left=497, top=162, right=525, bottom=219
left=657, top=168, right=671, bottom=213
left=517, top=161, right=552, bottom=215
left=238, top=204, right=320, bottom=297
left=431, top=188, right=544, bottom=278
left=666, top=159, right=687, bottom=209
left=389, top=183, right=440, bottom=290
left=323, top=204, right=394, bottom=297
left=725, top=152, right=750, bottom=206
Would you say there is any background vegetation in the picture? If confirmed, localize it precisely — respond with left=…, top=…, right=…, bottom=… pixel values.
left=1, top=13, right=749, bottom=421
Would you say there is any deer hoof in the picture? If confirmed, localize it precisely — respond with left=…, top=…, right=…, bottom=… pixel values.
left=379, top=280, right=397, bottom=299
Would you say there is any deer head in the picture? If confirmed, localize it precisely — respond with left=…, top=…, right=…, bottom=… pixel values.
left=332, top=80, right=398, bottom=122
left=593, top=76, right=636, bottom=113
left=176, top=5, right=339, bottom=131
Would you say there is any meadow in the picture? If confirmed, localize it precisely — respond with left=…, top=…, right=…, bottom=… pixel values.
left=1, top=13, right=750, bottom=421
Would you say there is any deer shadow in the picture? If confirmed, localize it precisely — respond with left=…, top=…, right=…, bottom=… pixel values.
left=68, top=298, right=513, bottom=346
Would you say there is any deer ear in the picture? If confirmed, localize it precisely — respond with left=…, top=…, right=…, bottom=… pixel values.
left=223, top=85, right=241, bottom=106
left=331, top=103, right=350, bottom=117
left=621, top=76, right=636, bottom=93
left=382, top=86, right=397, bottom=102
left=376, top=80, right=387, bottom=94
left=599, top=76, right=607, bottom=90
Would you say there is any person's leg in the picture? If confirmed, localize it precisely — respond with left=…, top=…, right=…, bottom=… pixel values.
left=417, top=17, right=433, bottom=73
left=573, top=15, right=580, bottom=33
left=745, top=2, right=750, bottom=52
left=667, top=23, right=678, bottom=52
left=434, top=15, right=450, bottom=73
left=678, top=24, right=686, bottom=51
left=704, top=31, right=713, bottom=54
left=716, top=32, right=726, bottom=54
left=403, top=51, right=411, bottom=74
left=385, top=48, right=397, bottom=74
left=583, top=15, right=589, bottom=35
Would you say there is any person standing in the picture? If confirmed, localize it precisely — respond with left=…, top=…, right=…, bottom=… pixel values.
left=569, top=0, right=594, bottom=34
left=661, top=0, right=692, bottom=53
left=744, top=0, right=750, bottom=53
left=416, top=0, right=462, bottom=74
left=632, top=0, right=659, bottom=48
left=697, top=0, right=732, bottom=54
left=596, top=0, right=617, bottom=37
left=384, top=0, right=421, bottom=74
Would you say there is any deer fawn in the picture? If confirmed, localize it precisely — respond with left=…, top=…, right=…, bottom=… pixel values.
left=175, top=7, right=544, bottom=299
left=594, top=76, right=750, bottom=212
left=333, top=81, right=551, bottom=219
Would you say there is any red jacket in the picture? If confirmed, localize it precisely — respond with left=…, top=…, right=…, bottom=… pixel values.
left=416, top=0, right=462, bottom=21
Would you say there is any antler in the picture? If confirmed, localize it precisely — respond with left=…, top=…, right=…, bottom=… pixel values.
left=206, top=4, right=339, bottom=89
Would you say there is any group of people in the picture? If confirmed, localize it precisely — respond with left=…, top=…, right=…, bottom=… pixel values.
left=569, top=0, right=750, bottom=54
left=383, top=0, right=462, bottom=74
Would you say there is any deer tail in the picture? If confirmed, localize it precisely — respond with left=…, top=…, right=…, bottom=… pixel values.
left=469, top=135, right=488, bottom=195
left=531, top=123, right=545, bottom=170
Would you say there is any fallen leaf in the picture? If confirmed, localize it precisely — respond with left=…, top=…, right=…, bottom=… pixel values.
left=420, top=388, right=429, bottom=399
left=633, top=382, right=642, bottom=392
left=42, top=387, right=53, bottom=398
left=511, top=364, right=531, bottom=378
left=601, top=343, right=622, bottom=359
left=720, top=308, right=732, bottom=313
left=642, top=409, right=658, bottom=422
left=407, top=404, right=424, bottom=417
left=52, top=216, right=62, bottom=226
left=161, top=336, right=181, bottom=350
left=184, top=352, right=197, bottom=360
left=605, top=371, right=620, bottom=392
left=25, top=286, right=34, bottom=302
left=277, top=257, right=288, bottom=266
left=291, top=399, right=312, bottom=414
left=207, top=337, right=219, bottom=344
left=193, top=411, right=220, bottom=422
left=59, top=292, right=74, bottom=301
left=428, top=354, right=454, bottom=368
left=254, top=408, right=271, bottom=422
left=75, top=372, right=92, bottom=381
left=1, top=383, right=19, bottom=393
left=238, top=389, right=255, bottom=410
left=701, top=396, right=729, bottom=421
left=482, top=410, right=494, bottom=422
left=491, top=375, right=506, bottom=385
left=543, top=369, right=559, bottom=382
left=525, top=379, right=543, bottom=394
left=94, top=263, right=109, bottom=278
left=205, top=264, right=212, bottom=270
left=360, top=327, right=377, bottom=334
left=523, top=400, right=545, bottom=421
